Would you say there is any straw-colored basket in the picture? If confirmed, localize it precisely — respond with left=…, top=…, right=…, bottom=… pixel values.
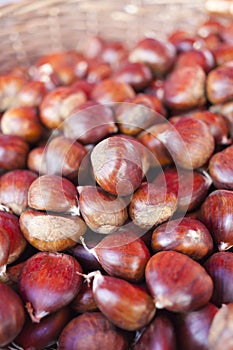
left=0, top=0, right=231, bottom=74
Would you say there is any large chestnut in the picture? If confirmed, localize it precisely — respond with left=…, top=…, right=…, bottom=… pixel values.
left=91, top=271, right=156, bottom=331
left=151, top=217, right=213, bottom=260
left=0, top=282, right=25, bottom=347
left=0, top=134, right=29, bottom=171
left=145, top=250, right=213, bottom=312
left=206, top=65, right=233, bottom=105
left=90, top=135, right=143, bottom=196
left=200, top=189, right=233, bottom=251
left=19, top=251, right=83, bottom=322
left=58, top=312, right=130, bottom=350
left=157, top=117, right=215, bottom=169
left=19, top=209, right=86, bottom=252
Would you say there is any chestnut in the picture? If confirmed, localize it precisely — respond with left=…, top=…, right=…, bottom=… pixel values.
left=0, top=134, right=29, bottom=170
left=163, top=65, right=206, bottom=112
left=204, top=252, right=233, bottom=307
left=28, top=174, right=79, bottom=214
left=19, top=251, right=83, bottom=322
left=58, top=312, right=130, bottom=350
left=0, top=169, right=38, bottom=215
left=84, top=228, right=150, bottom=282
left=45, top=135, right=87, bottom=181
left=129, top=182, right=177, bottom=229
left=1, top=106, right=43, bottom=144
left=39, top=86, right=86, bottom=129
left=206, top=65, right=233, bottom=105
left=134, top=313, right=177, bottom=350
left=90, top=135, right=143, bottom=196
left=128, top=37, right=176, bottom=76
left=157, top=117, right=215, bottom=169
left=209, top=145, right=233, bottom=189
left=145, top=250, right=213, bottom=312
left=77, top=185, right=128, bottom=234
left=200, top=189, right=233, bottom=251
left=16, top=80, right=47, bottom=107
left=168, top=29, right=197, bottom=52
left=19, top=209, right=86, bottom=252
left=27, top=146, right=47, bottom=175
left=137, top=123, right=173, bottom=168
left=114, top=94, right=166, bottom=136
left=175, top=303, right=218, bottom=350
left=151, top=217, right=213, bottom=260
left=86, top=61, right=112, bottom=83
left=0, top=282, right=25, bottom=347
left=153, top=167, right=212, bottom=212
left=91, top=79, right=135, bottom=104
left=71, top=282, right=97, bottom=313
left=174, top=48, right=215, bottom=73
left=114, top=61, right=153, bottom=91
left=91, top=271, right=156, bottom=331
left=212, top=43, right=233, bottom=66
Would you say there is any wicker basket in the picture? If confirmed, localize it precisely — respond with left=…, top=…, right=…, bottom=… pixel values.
left=0, top=0, right=228, bottom=74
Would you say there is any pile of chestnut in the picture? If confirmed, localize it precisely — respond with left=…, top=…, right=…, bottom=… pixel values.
left=1, top=14, right=233, bottom=350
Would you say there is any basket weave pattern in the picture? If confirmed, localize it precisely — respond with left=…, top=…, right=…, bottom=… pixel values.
left=0, top=0, right=210, bottom=73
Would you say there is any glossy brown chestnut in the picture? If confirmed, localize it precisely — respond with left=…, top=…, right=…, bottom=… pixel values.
left=153, top=167, right=212, bottom=212
left=208, top=303, right=233, bottom=350
left=100, top=40, right=128, bottom=68
left=210, top=101, right=233, bottom=138
left=151, top=217, right=213, bottom=260
left=145, top=250, right=213, bottom=312
left=1, top=106, right=43, bottom=144
left=62, top=101, right=117, bottom=145
left=0, top=169, right=38, bottom=215
left=128, top=37, right=176, bottom=76
left=40, top=86, right=87, bottom=129
left=19, top=251, right=83, bottom=322
left=45, top=136, right=87, bottom=181
left=137, top=123, right=173, bottom=168
left=204, top=252, right=233, bottom=306
left=209, top=145, right=233, bottom=189
left=86, top=61, right=112, bottom=83
left=175, top=303, right=218, bottom=350
left=114, top=94, right=166, bottom=136
left=91, top=79, right=135, bottom=104
left=134, top=313, right=177, bottom=350
left=200, top=189, right=233, bottom=251
left=0, top=134, right=29, bottom=170
left=190, top=110, right=230, bottom=146
left=19, top=209, right=86, bottom=252
left=0, top=227, right=10, bottom=275
left=212, top=43, right=233, bottom=66
left=90, top=135, right=143, bottom=196
left=114, top=61, right=153, bottom=91
left=78, top=186, right=127, bottom=234
left=92, top=271, right=156, bottom=331
left=163, top=65, right=206, bottom=111
left=157, top=117, right=215, bottom=169
left=168, top=29, right=197, bottom=52
left=15, top=307, right=71, bottom=350
left=87, top=229, right=150, bottom=282
left=129, top=182, right=177, bottom=229
left=58, top=312, right=130, bottom=350
left=28, top=174, right=79, bottom=214
left=0, top=282, right=25, bottom=347
left=206, top=65, right=233, bottom=105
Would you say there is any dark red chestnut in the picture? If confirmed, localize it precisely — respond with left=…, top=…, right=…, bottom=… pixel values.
left=200, top=189, right=233, bottom=251
left=128, top=37, right=176, bottom=76
left=204, top=252, right=233, bottom=306
left=0, top=134, right=29, bottom=170
left=145, top=250, right=213, bottom=312
left=151, top=217, right=213, bottom=260
left=58, top=312, right=130, bottom=350
left=207, top=65, right=233, bottom=105
left=163, top=65, right=206, bottom=112
left=71, top=281, right=97, bottom=313
left=209, top=145, right=233, bottom=189
left=19, top=251, right=83, bottom=322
